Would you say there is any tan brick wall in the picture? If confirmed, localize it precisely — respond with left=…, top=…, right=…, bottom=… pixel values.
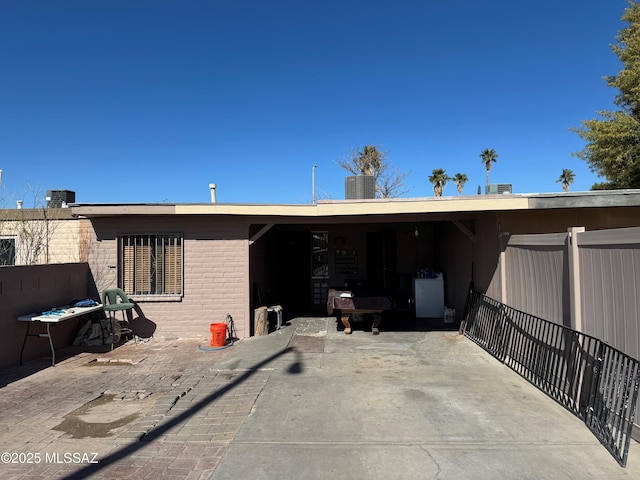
left=47, top=219, right=83, bottom=264
left=86, top=217, right=250, bottom=341
left=0, top=210, right=82, bottom=265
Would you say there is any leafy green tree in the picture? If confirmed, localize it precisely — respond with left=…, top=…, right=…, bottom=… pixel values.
left=480, top=148, right=498, bottom=186
left=556, top=169, right=576, bottom=192
left=429, top=168, right=449, bottom=197
left=571, top=1, right=640, bottom=189
left=337, top=145, right=409, bottom=198
left=452, top=173, right=468, bottom=195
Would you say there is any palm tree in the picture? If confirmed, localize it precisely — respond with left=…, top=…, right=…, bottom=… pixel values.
left=358, top=145, right=382, bottom=176
left=337, top=145, right=409, bottom=198
left=480, top=148, right=498, bottom=187
left=429, top=168, right=449, bottom=197
left=452, top=173, right=468, bottom=195
left=556, top=169, right=576, bottom=192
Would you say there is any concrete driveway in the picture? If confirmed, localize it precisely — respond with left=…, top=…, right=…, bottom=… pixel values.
left=0, top=316, right=638, bottom=479
left=210, top=317, right=640, bottom=480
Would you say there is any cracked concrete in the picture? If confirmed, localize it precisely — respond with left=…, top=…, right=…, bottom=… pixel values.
left=53, top=392, right=158, bottom=438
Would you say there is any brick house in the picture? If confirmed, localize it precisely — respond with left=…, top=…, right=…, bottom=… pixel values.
left=71, top=190, right=640, bottom=342
left=0, top=208, right=90, bottom=266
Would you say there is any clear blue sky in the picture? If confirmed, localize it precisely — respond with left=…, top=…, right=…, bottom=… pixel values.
left=0, top=0, right=631, bottom=205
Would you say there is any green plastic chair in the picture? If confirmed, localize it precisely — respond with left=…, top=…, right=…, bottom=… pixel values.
left=102, top=288, right=135, bottom=348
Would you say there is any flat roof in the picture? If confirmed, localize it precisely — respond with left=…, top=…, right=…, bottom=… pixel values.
left=70, top=190, right=640, bottom=218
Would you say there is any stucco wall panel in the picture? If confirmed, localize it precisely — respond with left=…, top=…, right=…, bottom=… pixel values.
left=500, top=207, right=640, bottom=234
left=436, top=221, right=474, bottom=321
left=474, top=212, right=502, bottom=298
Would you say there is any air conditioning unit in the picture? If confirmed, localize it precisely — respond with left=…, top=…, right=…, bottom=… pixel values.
left=46, top=190, right=76, bottom=208
left=485, top=183, right=512, bottom=195
left=345, top=175, right=375, bottom=199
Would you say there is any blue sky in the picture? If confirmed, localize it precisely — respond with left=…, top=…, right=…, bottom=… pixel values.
left=0, top=0, right=631, bottom=205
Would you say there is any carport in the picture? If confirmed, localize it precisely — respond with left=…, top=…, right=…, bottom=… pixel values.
left=248, top=207, right=501, bottom=333
left=247, top=192, right=640, bottom=336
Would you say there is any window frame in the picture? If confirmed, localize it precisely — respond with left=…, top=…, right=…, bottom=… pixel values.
left=117, top=233, right=184, bottom=301
left=311, top=231, right=329, bottom=280
left=0, top=236, right=17, bottom=266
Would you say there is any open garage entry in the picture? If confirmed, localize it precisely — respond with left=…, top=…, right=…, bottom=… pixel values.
left=249, top=218, right=479, bottom=335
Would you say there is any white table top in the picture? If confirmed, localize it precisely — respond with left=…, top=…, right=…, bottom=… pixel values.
left=18, top=304, right=103, bottom=323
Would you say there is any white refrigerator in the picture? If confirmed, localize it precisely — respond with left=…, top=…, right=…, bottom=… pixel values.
left=413, top=274, right=444, bottom=318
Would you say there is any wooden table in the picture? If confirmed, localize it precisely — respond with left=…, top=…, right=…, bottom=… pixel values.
left=327, top=289, right=395, bottom=335
left=18, top=304, right=103, bottom=366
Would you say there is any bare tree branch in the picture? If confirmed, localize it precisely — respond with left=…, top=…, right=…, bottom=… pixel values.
left=337, top=145, right=409, bottom=198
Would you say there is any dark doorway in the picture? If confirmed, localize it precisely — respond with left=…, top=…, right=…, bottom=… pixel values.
left=273, top=230, right=311, bottom=316
left=366, top=229, right=397, bottom=290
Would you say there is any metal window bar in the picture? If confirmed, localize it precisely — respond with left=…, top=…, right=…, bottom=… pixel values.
left=311, top=231, right=329, bottom=279
left=463, top=289, right=640, bottom=467
left=0, top=238, right=16, bottom=265
left=119, top=234, right=183, bottom=295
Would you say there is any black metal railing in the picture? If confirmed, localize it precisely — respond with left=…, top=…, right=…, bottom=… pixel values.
left=463, top=289, right=640, bottom=467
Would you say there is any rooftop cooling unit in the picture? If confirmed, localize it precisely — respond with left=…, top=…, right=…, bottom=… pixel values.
left=46, top=190, right=76, bottom=208
left=485, top=183, right=512, bottom=195
left=345, top=175, right=376, bottom=199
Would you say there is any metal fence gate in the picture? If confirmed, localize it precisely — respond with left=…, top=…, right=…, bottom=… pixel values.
left=463, top=289, right=640, bottom=467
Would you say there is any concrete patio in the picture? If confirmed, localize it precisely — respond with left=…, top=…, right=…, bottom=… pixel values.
left=0, top=316, right=638, bottom=479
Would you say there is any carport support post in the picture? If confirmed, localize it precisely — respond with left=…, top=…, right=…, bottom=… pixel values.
left=567, top=227, right=585, bottom=332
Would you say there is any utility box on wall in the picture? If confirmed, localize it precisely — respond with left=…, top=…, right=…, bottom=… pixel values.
left=345, top=175, right=375, bottom=199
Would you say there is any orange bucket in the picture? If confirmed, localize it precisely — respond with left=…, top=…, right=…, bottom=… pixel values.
left=210, top=323, right=228, bottom=347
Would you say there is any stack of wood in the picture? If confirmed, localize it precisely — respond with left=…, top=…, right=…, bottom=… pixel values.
left=254, top=306, right=268, bottom=336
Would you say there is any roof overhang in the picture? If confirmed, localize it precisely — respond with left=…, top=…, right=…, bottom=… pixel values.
left=70, top=190, right=640, bottom=219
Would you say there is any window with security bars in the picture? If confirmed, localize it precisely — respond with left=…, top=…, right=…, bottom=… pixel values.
left=0, top=237, right=16, bottom=266
left=311, top=231, right=329, bottom=279
left=118, top=234, right=183, bottom=295
left=311, top=231, right=329, bottom=306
